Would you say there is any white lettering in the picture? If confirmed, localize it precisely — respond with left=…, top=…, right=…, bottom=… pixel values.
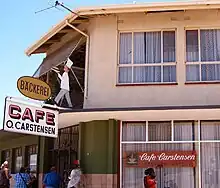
left=140, top=153, right=156, bottom=162
left=158, top=153, right=195, bottom=161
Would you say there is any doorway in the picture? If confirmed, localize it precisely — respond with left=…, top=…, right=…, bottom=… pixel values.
left=50, top=125, right=79, bottom=187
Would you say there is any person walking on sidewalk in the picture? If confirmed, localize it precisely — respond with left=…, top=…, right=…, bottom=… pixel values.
left=67, top=160, right=81, bottom=188
left=14, top=167, right=30, bottom=188
left=0, top=161, right=11, bottom=188
left=43, top=166, right=61, bottom=188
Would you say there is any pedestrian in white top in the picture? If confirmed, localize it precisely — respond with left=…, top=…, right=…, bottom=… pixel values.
left=67, top=160, right=81, bottom=188
left=54, top=64, right=73, bottom=108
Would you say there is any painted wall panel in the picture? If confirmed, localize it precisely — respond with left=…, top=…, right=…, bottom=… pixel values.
left=80, top=119, right=118, bottom=174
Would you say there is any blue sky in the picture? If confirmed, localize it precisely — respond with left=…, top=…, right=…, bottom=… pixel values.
left=0, top=0, right=177, bottom=127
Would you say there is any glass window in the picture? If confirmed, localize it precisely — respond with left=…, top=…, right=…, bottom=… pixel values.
left=122, top=122, right=146, bottom=142
left=119, top=33, right=132, bottom=64
left=174, top=121, right=195, bottom=141
left=201, top=121, right=220, bottom=140
left=201, top=142, right=220, bottom=187
left=14, top=147, right=22, bottom=173
left=122, top=143, right=195, bottom=188
left=27, top=145, right=38, bottom=173
left=148, top=122, right=172, bottom=141
left=118, top=30, right=176, bottom=84
left=186, top=29, right=220, bottom=82
left=2, top=150, right=10, bottom=163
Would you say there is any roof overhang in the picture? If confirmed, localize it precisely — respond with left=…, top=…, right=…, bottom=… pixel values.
left=25, top=15, right=88, bottom=56
left=25, top=0, right=220, bottom=56
left=58, top=105, right=220, bottom=128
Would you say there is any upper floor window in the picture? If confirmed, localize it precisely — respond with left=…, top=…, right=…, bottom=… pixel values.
left=118, top=30, right=176, bottom=84
left=186, top=29, right=220, bottom=82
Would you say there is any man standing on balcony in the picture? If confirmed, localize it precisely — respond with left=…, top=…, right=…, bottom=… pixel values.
left=52, top=58, right=73, bottom=108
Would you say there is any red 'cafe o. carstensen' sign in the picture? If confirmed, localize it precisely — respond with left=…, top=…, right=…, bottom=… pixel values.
left=124, top=151, right=197, bottom=168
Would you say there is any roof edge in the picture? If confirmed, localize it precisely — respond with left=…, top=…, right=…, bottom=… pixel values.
left=59, top=104, right=220, bottom=114
left=25, top=0, right=220, bottom=56
left=25, top=14, right=78, bottom=56
left=76, top=0, right=220, bottom=11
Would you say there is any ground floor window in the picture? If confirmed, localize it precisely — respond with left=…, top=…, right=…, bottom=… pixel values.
left=13, top=147, right=22, bottom=173
left=27, top=145, right=38, bottom=173
left=121, top=121, right=220, bottom=188
left=2, top=150, right=10, bottom=163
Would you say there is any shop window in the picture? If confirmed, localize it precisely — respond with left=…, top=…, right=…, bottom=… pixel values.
left=122, top=121, right=196, bottom=142
left=200, top=121, right=220, bottom=187
left=121, top=120, right=220, bottom=188
left=148, top=122, right=171, bottom=141
left=122, top=143, right=195, bottom=188
left=27, top=145, right=38, bottom=173
left=200, top=121, right=220, bottom=140
left=174, top=121, right=195, bottom=141
left=201, top=142, right=220, bottom=187
left=13, top=147, right=22, bottom=173
left=2, top=150, right=10, bottom=163
left=122, top=122, right=146, bottom=142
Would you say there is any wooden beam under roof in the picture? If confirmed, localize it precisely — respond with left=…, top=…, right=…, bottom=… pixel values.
left=71, top=19, right=89, bottom=24
left=58, top=28, right=75, bottom=33
left=33, top=45, right=52, bottom=54
left=45, top=39, right=61, bottom=44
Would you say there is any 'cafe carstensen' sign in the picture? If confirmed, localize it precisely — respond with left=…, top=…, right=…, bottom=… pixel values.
left=124, top=151, right=197, bottom=168
left=17, top=76, right=51, bottom=101
left=3, top=97, right=58, bottom=138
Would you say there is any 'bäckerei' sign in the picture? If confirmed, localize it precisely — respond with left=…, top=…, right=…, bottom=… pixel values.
left=17, top=76, right=51, bottom=101
left=124, top=151, right=197, bottom=168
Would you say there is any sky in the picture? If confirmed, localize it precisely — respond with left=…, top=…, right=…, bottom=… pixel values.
left=0, top=0, right=177, bottom=127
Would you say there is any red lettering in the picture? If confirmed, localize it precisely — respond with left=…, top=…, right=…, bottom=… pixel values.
left=46, top=112, right=55, bottom=126
left=22, top=108, right=34, bottom=122
left=35, top=110, right=45, bottom=123
left=9, top=105, right=21, bottom=119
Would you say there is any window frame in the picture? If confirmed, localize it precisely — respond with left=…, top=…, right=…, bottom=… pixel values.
left=13, top=147, right=22, bottom=173
left=120, top=120, right=220, bottom=188
left=26, top=145, right=38, bottom=173
left=2, top=150, right=10, bottom=164
left=121, top=120, right=197, bottom=144
left=117, top=29, right=177, bottom=85
left=185, top=27, right=220, bottom=83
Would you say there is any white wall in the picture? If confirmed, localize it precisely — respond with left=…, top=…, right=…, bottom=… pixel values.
left=84, top=10, right=220, bottom=108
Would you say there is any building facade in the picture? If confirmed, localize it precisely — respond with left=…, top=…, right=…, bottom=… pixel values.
left=2, top=1, right=220, bottom=188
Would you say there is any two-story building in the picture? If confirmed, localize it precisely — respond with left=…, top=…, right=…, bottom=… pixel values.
left=3, top=0, right=220, bottom=187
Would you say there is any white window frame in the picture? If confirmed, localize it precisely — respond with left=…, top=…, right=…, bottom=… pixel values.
left=121, top=120, right=196, bottom=144
left=120, top=120, right=220, bottom=188
left=117, top=29, right=177, bottom=85
left=185, top=27, right=220, bottom=83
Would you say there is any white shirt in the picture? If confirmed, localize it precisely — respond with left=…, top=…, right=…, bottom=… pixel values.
left=58, top=72, right=69, bottom=91
left=67, top=169, right=81, bottom=188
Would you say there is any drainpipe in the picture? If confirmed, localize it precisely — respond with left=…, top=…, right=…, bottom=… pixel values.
left=65, top=20, right=90, bottom=99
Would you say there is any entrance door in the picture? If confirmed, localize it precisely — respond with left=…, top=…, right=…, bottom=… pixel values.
left=49, top=125, right=79, bottom=187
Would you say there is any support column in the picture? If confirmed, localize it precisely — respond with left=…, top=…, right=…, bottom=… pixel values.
left=38, top=137, right=52, bottom=173
left=37, top=136, right=49, bottom=188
